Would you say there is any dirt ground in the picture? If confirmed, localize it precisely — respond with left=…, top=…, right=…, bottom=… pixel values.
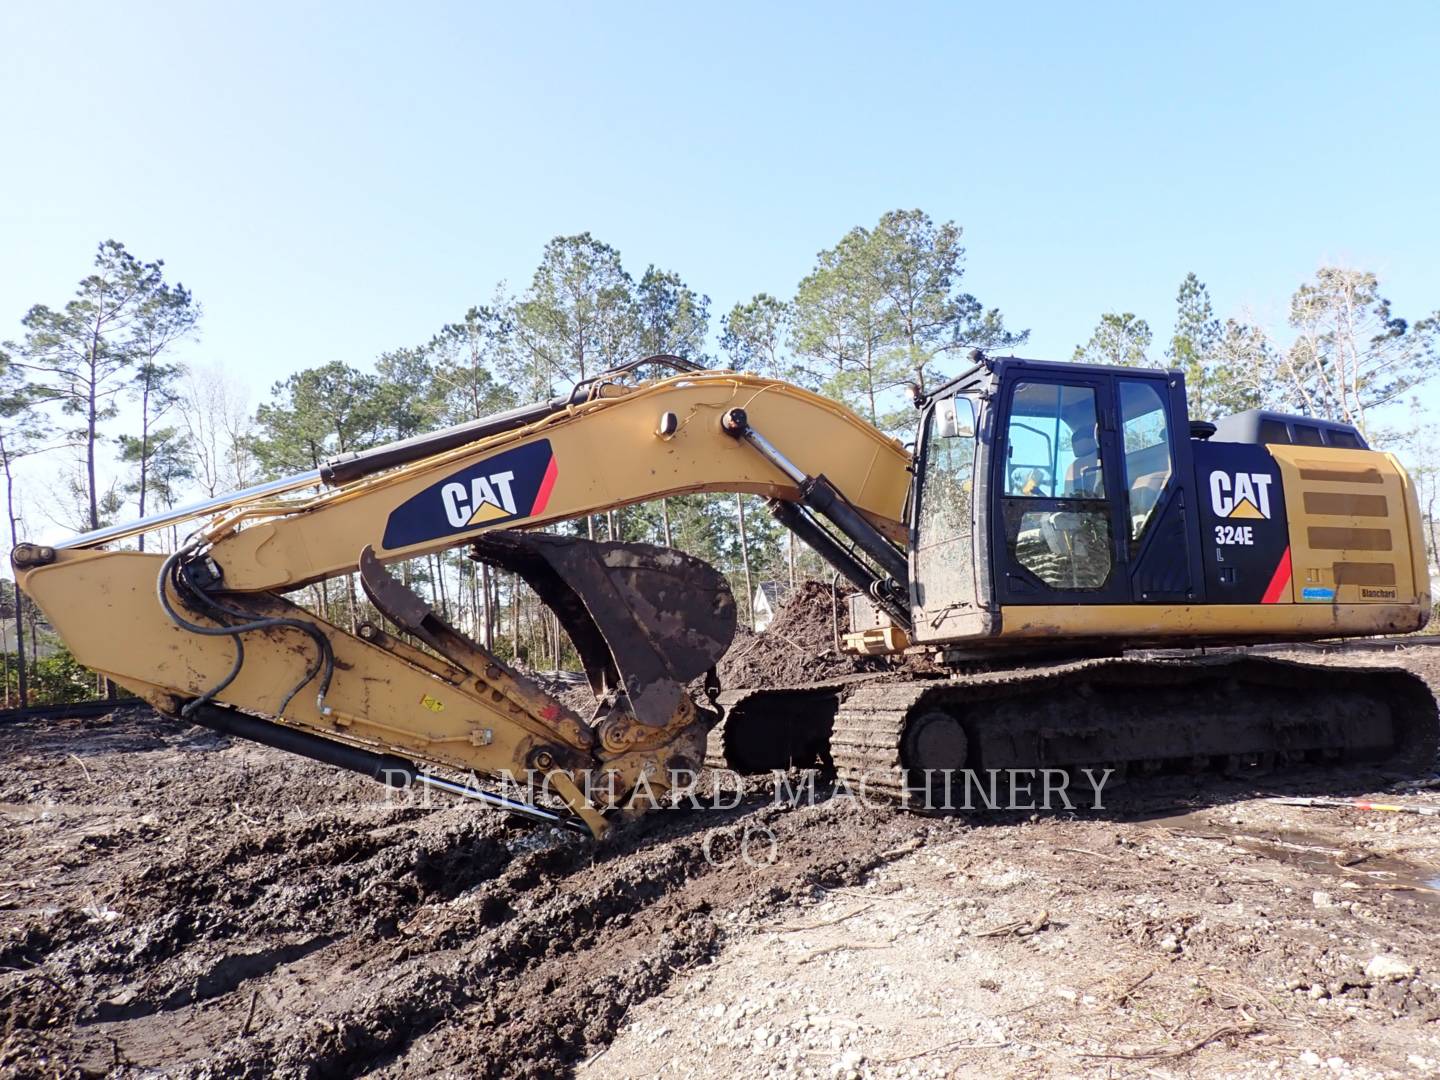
left=2, top=626, right=1439, bottom=1077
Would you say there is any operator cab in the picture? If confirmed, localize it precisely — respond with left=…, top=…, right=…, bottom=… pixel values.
left=909, top=356, right=1204, bottom=642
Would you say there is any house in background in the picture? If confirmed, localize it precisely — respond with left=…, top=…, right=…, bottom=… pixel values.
left=752, top=581, right=789, bottom=631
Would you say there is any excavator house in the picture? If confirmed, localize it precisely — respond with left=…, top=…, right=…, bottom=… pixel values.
left=12, top=355, right=1435, bottom=836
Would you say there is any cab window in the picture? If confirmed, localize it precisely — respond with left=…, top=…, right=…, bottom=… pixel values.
left=1004, top=382, right=1106, bottom=499
left=1118, top=380, right=1172, bottom=544
left=1001, top=382, right=1112, bottom=591
left=913, top=396, right=977, bottom=614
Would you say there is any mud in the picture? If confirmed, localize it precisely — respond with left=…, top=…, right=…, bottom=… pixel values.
left=717, top=580, right=891, bottom=688
left=0, top=710, right=924, bottom=1079
left=0, top=645, right=1437, bottom=1078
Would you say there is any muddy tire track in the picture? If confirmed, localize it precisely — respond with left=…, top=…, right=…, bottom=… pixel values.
left=160, top=800, right=924, bottom=1079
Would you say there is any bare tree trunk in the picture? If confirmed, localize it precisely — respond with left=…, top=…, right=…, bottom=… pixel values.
left=1426, top=489, right=1438, bottom=590
left=24, top=600, right=42, bottom=701
left=430, top=553, right=449, bottom=617
left=511, top=572, right=520, bottom=661
left=736, top=493, right=754, bottom=630
left=2, top=439, right=29, bottom=707
left=787, top=532, right=796, bottom=590
left=481, top=562, right=494, bottom=650
left=467, top=559, right=479, bottom=639
left=345, top=574, right=360, bottom=633
left=1, top=617, right=10, bottom=708
left=136, top=377, right=151, bottom=552
left=661, top=499, right=672, bottom=547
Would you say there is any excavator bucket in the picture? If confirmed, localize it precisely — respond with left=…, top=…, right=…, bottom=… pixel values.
left=468, top=531, right=737, bottom=729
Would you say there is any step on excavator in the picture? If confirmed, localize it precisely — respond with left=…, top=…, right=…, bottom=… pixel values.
left=13, top=354, right=1436, bottom=837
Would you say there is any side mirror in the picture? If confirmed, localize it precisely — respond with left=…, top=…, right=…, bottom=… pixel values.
left=936, top=397, right=975, bottom=439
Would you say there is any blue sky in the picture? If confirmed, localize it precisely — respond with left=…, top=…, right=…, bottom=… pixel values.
left=2, top=1, right=1438, bottom=532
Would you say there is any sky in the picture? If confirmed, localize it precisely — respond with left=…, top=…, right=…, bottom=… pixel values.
left=2, top=0, right=1438, bottom=540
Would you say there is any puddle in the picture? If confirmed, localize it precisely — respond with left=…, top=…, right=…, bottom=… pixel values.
left=1144, top=809, right=1440, bottom=911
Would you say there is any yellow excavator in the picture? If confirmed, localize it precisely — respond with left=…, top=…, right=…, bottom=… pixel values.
left=12, top=354, right=1435, bottom=836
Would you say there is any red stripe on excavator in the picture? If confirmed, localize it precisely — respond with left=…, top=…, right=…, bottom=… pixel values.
left=530, top=455, right=559, bottom=516
left=1261, top=547, right=1292, bottom=604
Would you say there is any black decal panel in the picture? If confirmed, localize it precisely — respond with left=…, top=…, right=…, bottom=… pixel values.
left=382, top=440, right=558, bottom=551
left=1192, top=441, right=1289, bottom=603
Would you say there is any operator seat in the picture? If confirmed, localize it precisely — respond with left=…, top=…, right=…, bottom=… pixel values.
left=1065, top=426, right=1103, bottom=497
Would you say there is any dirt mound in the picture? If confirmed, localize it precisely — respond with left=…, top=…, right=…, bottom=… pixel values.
left=717, top=580, right=889, bottom=688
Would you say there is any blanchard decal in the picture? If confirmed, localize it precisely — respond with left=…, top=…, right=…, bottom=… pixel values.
left=382, top=440, right=558, bottom=550
left=1209, top=470, right=1273, bottom=520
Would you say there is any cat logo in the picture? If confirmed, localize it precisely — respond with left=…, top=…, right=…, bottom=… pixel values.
left=1209, top=470, right=1273, bottom=520
left=441, top=471, right=517, bottom=526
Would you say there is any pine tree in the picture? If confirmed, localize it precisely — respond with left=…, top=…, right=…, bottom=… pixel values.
left=14, top=241, right=196, bottom=531
left=1072, top=313, right=1152, bottom=367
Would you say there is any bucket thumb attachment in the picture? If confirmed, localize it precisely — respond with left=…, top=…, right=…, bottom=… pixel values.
left=468, top=531, right=737, bottom=729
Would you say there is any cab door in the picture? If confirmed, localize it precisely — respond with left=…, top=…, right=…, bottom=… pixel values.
left=989, top=375, right=1131, bottom=604
left=1114, top=375, right=1200, bottom=603
left=909, top=394, right=987, bottom=640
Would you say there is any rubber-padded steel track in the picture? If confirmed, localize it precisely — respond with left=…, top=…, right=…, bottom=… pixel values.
left=715, top=655, right=1439, bottom=806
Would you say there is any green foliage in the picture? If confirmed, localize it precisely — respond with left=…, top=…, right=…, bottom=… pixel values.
left=1077, top=267, right=1440, bottom=438
left=253, top=361, right=387, bottom=475
left=634, top=267, right=710, bottom=362
left=116, top=425, right=194, bottom=509
left=20, top=643, right=96, bottom=705
left=1164, top=274, right=1271, bottom=420
left=430, top=305, right=517, bottom=422
left=1072, top=312, right=1152, bottom=367
left=870, top=209, right=1024, bottom=388
left=374, top=347, right=446, bottom=441
left=511, top=233, right=640, bottom=394
left=13, top=224, right=1436, bottom=687
left=791, top=225, right=907, bottom=424
left=789, top=209, right=1025, bottom=431
left=720, top=294, right=791, bottom=377
left=117, top=358, right=189, bottom=541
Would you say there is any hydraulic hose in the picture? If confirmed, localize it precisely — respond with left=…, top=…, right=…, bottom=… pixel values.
left=156, top=542, right=336, bottom=718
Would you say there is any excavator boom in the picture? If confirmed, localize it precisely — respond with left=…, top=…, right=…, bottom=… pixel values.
left=12, top=368, right=910, bottom=835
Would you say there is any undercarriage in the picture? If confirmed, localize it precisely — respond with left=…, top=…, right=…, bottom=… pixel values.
left=707, top=655, right=1439, bottom=808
